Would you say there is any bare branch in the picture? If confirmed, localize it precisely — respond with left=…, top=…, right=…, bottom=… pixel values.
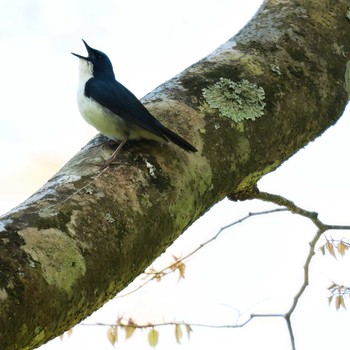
left=81, top=313, right=285, bottom=330
left=116, top=208, right=287, bottom=298
left=79, top=191, right=350, bottom=350
left=254, top=190, right=350, bottom=350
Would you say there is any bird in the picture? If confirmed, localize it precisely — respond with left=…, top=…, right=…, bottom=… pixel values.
left=71, top=40, right=197, bottom=165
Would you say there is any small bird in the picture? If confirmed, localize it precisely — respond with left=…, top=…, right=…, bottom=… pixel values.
left=72, top=40, right=197, bottom=164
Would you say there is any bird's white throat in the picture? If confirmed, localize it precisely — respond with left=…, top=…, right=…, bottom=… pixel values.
left=75, top=58, right=126, bottom=140
left=78, top=59, right=93, bottom=84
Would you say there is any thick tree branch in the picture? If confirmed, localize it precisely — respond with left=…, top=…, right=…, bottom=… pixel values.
left=1, top=0, right=350, bottom=349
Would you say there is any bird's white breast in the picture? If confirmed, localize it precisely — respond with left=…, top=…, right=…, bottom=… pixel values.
left=76, top=59, right=127, bottom=141
left=75, top=59, right=163, bottom=142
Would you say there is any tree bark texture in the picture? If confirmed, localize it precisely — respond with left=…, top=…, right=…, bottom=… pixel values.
left=1, top=0, right=349, bottom=348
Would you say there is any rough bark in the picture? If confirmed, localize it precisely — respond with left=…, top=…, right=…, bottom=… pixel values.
left=1, top=0, right=349, bottom=349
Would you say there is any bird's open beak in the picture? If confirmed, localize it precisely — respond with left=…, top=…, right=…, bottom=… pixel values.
left=71, top=39, right=93, bottom=60
left=71, top=52, right=88, bottom=60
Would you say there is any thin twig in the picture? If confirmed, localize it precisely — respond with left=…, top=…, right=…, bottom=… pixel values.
left=254, top=190, right=350, bottom=350
left=80, top=313, right=285, bottom=330
left=116, top=208, right=288, bottom=298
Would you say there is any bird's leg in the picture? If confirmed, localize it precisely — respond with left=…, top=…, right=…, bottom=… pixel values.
left=100, top=139, right=121, bottom=151
left=101, top=139, right=128, bottom=168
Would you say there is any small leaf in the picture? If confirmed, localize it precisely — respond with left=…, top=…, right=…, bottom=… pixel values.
left=185, top=324, right=193, bottom=339
left=124, top=325, right=136, bottom=340
left=328, top=295, right=334, bottom=305
left=175, top=324, right=183, bottom=344
left=320, top=245, right=325, bottom=255
left=341, top=296, right=346, bottom=309
left=328, top=283, right=336, bottom=291
left=148, top=329, right=159, bottom=348
left=337, top=242, right=348, bottom=256
left=107, top=326, right=118, bottom=345
left=325, top=241, right=337, bottom=259
left=177, top=262, right=186, bottom=280
left=335, top=295, right=346, bottom=310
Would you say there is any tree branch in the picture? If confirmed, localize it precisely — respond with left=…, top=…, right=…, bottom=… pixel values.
left=254, top=190, right=350, bottom=350
left=1, top=0, right=350, bottom=349
left=79, top=192, right=350, bottom=350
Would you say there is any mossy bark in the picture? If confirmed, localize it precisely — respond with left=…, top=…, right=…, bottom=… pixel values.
left=1, top=0, right=349, bottom=349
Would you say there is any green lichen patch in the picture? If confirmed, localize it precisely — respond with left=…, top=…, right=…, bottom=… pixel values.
left=202, top=77, right=266, bottom=122
left=19, top=228, right=86, bottom=295
left=233, top=160, right=281, bottom=199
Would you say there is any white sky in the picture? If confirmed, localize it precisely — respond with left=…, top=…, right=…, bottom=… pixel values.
left=1, top=1, right=350, bottom=350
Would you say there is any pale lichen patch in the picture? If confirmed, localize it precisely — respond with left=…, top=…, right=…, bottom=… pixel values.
left=18, top=228, right=86, bottom=294
left=0, top=288, right=8, bottom=300
left=270, top=63, right=282, bottom=76
left=8, top=174, right=82, bottom=216
left=0, top=219, right=13, bottom=232
left=346, top=8, right=350, bottom=22
left=144, top=159, right=157, bottom=179
left=202, top=78, right=266, bottom=122
left=206, top=42, right=244, bottom=64
left=345, top=61, right=350, bottom=98
left=105, top=213, right=116, bottom=224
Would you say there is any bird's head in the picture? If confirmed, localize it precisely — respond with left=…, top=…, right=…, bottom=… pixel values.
left=72, top=40, right=115, bottom=80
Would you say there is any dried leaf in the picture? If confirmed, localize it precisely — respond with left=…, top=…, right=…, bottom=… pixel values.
left=185, top=324, right=193, bottom=339
left=177, top=262, right=186, bottom=279
left=67, top=328, right=73, bottom=337
left=335, top=295, right=346, bottom=310
left=124, top=325, right=136, bottom=340
left=328, top=295, right=334, bottom=305
left=325, top=241, right=337, bottom=259
left=107, top=326, right=118, bottom=345
left=337, top=242, right=348, bottom=256
left=341, top=296, right=346, bottom=309
left=148, top=329, right=159, bottom=347
left=175, top=324, right=183, bottom=344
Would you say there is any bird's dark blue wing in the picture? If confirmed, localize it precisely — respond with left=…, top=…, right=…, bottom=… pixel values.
left=85, top=77, right=197, bottom=152
left=85, top=78, right=166, bottom=140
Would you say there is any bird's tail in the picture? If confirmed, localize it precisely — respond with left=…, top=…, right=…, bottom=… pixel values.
left=161, top=126, right=197, bottom=153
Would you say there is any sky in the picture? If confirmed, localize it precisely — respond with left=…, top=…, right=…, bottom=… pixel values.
left=1, top=1, right=350, bottom=350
